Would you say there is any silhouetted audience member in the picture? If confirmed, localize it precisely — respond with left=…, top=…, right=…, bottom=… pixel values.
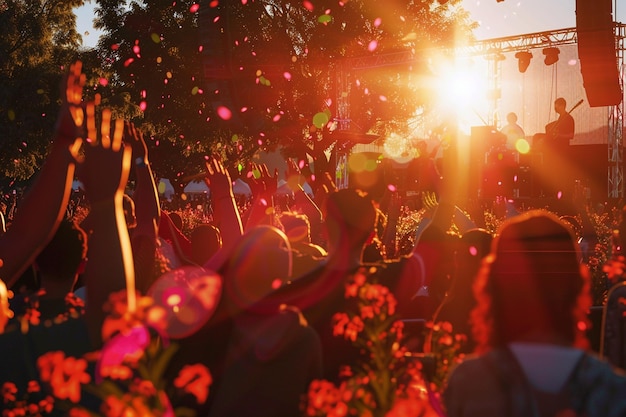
left=444, top=210, right=626, bottom=417
left=433, top=228, right=493, bottom=352
left=190, top=223, right=222, bottom=266
left=9, top=218, right=87, bottom=322
left=278, top=211, right=326, bottom=280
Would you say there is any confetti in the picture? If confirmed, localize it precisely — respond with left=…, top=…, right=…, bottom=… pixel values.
left=303, top=1, right=314, bottom=11
left=189, top=3, right=200, bottom=12
left=368, top=40, right=378, bottom=52
left=217, top=106, right=232, bottom=120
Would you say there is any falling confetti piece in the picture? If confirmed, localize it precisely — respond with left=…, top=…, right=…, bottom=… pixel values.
left=557, top=191, right=562, bottom=199
left=189, top=3, right=200, bottom=12
left=111, top=44, right=120, bottom=50
left=140, top=101, right=147, bottom=111
left=124, top=58, right=134, bottom=67
left=318, top=15, right=332, bottom=24
left=469, top=246, right=478, bottom=256
left=303, top=1, right=314, bottom=11
left=217, top=106, right=232, bottom=120
left=379, top=95, right=387, bottom=101
left=151, top=33, right=161, bottom=43
left=387, top=184, right=397, bottom=192
left=283, top=72, right=292, bottom=80
left=191, top=86, right=199, bottom=95
left=272, top=114, right=281, bottom=122
left=368, top=40, right=378, bottom=52
left=99, top=78, right=109, bottom=87
left=374, top=18, right=382, bottom=27
left=312, top=112, right=329, bottom=128
left=209, top=0, right=218, bottom=6
left=8, top=110, right=15, bottom=121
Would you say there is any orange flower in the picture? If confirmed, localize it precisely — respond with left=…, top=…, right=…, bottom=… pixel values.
left=100, top=364, right=133, bottom=380
left=174, top=364, right=212, bottom=404
left=1, top=382, right=17, bottom=403
left=27, top=380, right=40, bottom=393
left=37, top=351, right=90, bottom=403
left=69, top=407, right=92, bottom=417
left=332, top=313, right=350, bottom=337
left=101, top=395, right=127, bottom=417
left=344, top=316, right=364, bottom=342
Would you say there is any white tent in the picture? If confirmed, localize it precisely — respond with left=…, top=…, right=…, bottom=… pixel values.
left=232, top=178, right=252, bottom=196
left=184, top=180, right=210, bottom=195
left=157, top=178, right=175, bottom=199
left=276, top=180, right=313, bottom=196
left=72, top=179, right=84, bottom=191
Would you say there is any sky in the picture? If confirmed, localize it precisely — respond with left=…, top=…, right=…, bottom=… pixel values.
left=74, top=0, right=626, bottom=48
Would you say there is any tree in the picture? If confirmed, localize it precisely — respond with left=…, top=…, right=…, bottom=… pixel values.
left=91, top=0, right=476, bottom=181
left=0, top=0, right=85, bottom=181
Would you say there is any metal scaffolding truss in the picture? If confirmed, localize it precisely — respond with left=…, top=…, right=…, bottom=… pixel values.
left=336, top=23, right=626, bottom=197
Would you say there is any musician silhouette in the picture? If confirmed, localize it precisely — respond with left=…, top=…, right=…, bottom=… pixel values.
left=545, top=97, right=575, bottom=150
left=542, top=97, right=576, bottom=206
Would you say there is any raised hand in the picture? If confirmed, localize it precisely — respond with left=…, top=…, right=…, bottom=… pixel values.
left=285, top=158, right=305, bottom=191
left=125, top=122, right=149, bottom=165
left=54, top=61, right=87, bottom=154
left=81, top=104, right=131, bottom=204
left=204, top=156, right=234, bottom=199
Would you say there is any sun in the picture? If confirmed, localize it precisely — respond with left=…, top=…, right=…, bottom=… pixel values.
left=424, top=53, right=491, bottom=132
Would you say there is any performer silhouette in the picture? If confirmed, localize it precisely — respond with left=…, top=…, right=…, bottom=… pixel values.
left=542, top=97, right=576, bottom=205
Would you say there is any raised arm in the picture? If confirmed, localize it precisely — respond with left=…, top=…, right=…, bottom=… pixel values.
left=0, top=61, right=84, bottom=287
left=127, top=122, right=160, bottom=238
left=125, top=122, right=160, bottom=292
left=243, top=163, right=278, bottom=230
left=80, top=104, right=134, bottom=348
left=202, top=156, right=243, bottom=271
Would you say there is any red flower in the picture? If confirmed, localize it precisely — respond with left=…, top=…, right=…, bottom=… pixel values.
left=37, top=351, right=90, bottom=403
left=1, top=382, right=17, bottom=403
left=174, top=364, right=212, bottom=404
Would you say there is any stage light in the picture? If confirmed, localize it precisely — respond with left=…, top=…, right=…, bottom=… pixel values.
left=543, top=47, right=560, bottom=66
left=515, top=51, right=532, bottom=73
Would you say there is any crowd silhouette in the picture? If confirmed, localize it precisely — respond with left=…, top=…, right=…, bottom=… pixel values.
left=1, top=60, right=626, bottom=417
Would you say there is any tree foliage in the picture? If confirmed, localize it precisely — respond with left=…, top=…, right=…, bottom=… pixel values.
left=0, top=0, right=84, bottom=181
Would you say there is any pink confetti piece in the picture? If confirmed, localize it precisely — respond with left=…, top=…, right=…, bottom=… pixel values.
left=283, top=72, right=292, bottom=80
left=99, top=78, right=109, bottom=87
left=368, top=40, right=378, bottom=52
left=303, top=1, right=314, bottom=11
left=272, top=114, right=281, bottom=122
left=387, top=184, right=397, bottom=192
left=379, top=95, right=387, bottom=101
left=374, top=17, right=382, bottom=27
left=139, top=101, right=147, bottom=111
left=124, top=58, right=134, bottom=67
left=217, top=106, right=232, bottom=120
left=209, top=0, right=218, bottom=7
left=469, top=246, right=478, bottom=256
left=189, top=3, right=200, bottom=12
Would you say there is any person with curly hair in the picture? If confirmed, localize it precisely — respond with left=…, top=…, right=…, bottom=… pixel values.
left=444, top=210, right=626, bottom=417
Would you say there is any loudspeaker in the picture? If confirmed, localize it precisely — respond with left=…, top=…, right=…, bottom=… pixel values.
left=576, top=0, right=622, bottom=107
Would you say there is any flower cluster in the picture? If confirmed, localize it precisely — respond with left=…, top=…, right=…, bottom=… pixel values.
left=422, top=321, right=466, bottom=390
left=2, top=381, right=54, bottom=417
left=3, top=290, right=212, bottom=417
left=305, top=266, right=442, bottom=417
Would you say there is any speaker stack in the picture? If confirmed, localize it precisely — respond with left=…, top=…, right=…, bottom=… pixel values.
left=576, top=0, right=623, bottom=107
